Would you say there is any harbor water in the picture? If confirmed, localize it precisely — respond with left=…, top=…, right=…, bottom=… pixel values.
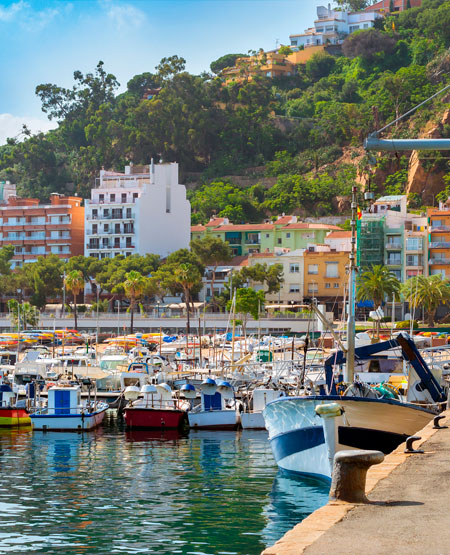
left=0, top=414, right=329, bottom=554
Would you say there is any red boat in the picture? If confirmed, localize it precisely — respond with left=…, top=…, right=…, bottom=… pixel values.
left=124, top=406, right=187, bottom=429
left=123, top=383, right=188, bottom=430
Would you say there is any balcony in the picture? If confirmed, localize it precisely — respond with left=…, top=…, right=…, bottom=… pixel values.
left=386, top=243, right=402, bottom=250
left=429, top=242, right=450, bottom=249
left=429, top=259, right=450, bottom=265
left=430, top=225, right=450, bottom=232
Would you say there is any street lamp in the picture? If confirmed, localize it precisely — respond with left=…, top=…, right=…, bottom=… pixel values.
left=92, top=279, right=100, bottom=351
left=157, top=300, right=161, bottom=318
left=61, top=271, right=66, bottom=319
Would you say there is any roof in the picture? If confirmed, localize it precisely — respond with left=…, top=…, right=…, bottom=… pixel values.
left=229, top=255, right=249, bottom=267
left=375, top=195, right=405, bottom=202
left=326, top=230, right=352, bottom=238
left=249, top=252, right=275, bottom=258
left=364, top=0, right=421, bottom=11
left=205, top=217, right=227, bottom=228
left=274, top=215, right=295, bottom=225
left=282, top=223, right=341, bottom=230
left=218, top=224, right=275, bottom=231
left=191, top=225, right=206, bottom=232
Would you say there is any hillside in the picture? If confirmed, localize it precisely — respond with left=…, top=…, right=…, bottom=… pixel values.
left=1, top=0, right=450, bottom=223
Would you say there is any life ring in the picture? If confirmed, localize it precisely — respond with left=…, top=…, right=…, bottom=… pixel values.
left=186, top=348, right=193, bottom=356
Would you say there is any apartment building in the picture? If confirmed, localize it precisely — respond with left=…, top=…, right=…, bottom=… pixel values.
left=0, top=193, right=84, bottom=268
left=427, top=198, right=450, bottom=278
left=85, top=161, right=190, bottom=259
left=357, top=196, right=428, bottom=282
left=191, top=216, right=340, bottom=256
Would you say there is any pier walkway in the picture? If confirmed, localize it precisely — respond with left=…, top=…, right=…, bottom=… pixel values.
left=263, top=410, right=450, bottom=555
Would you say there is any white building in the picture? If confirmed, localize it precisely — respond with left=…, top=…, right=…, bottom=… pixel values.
left=289, top=4, right=381, bottom=49
left=85, top=161, right=190, bottom=259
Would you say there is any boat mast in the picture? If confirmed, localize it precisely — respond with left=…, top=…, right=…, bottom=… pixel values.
left=345, top=184, right=357, bottom=383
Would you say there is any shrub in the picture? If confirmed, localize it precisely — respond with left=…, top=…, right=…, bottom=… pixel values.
left=395, top=319, right=418, bottom=329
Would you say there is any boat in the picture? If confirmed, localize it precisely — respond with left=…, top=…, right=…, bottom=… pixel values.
left=30, top=385, right=108, bottom=431
left=0, top=369, right=31, bottom=427
left=241, top=388, right=284, bottom=430
left=187, top=379, right=241, bottom=430
left=263, top=333, right=444, bottom=480
left=123, top=383, right=187, bottom=430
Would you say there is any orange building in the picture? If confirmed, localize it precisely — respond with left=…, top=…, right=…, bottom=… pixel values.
left=427, top=201, right=450, bottom=278
left=0, top=193, right=84, bottom=268
left=303, top=247, right=349, bottom=308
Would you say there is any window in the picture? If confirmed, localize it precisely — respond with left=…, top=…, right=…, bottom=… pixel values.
left=406, top=238, right=422, bottom=250
left=334, top=283, right=339, bottom=288
left=286, top=233, right=291, bottom=238
left=92, top=209, right=98, bottom=218
left=406, top=255, right=422, bottom=266
left=112, top=208, right=123, bottom=219
left=290, top=263, right=300, bottom=273
left=289, top=286, right=300, bottom=293
left=110, top=194, right=115, bottom=202
left=114, top=238, right=120, bottom=248
left=102, top=238, right=109, bottom=248
left=115, top=224, right=120, bottom=233
left=30, top=216, right=45, bottom=224
left=363, top=23, right=369, bottom=28
left=308, top=264, right=318, bottom=275
left=387, top=235, right=401, bottom=247
left=277, top=238, right=282, bottom=245
left=431, top=269, right=446, bottom=277
left=121, top=193, right=127, bottom=203
left=126, top=237, right=132, bottom=247
left=104, top=224, right=109, bottom=232
left=325, top=283, right=331, bottom=289
left=308, top=283, right=319, bottom=294
left=325, top=262, right=339, bottom=278
left=99, top=194, right=104, bottom=203
left=387, top=253, right=401, bottom=265
left=92, top=224, right=98, bottom=234
left=126, top=208, right=132, bottom=218
left=133, top=193, right=139, bottom=202
left=391, top=269, right=402, bottom=280
left=265, top=234, right=269, bottom=238
left=103, top=209, right=109, bottom=218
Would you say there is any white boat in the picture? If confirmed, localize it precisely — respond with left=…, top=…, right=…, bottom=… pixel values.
left=241, top=388, right=284, bottom=430
left=30, top=386, right=108, bottom=431
left=187, top=379, right=240, bottom=430
left=264, top=333, right=444, bottom=480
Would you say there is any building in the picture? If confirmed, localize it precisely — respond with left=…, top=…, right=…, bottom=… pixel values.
left=289, top=4, right=382, bottom=49
left=427, top=198, right=450, bottom=279
left=85, top=161, right=190, bottom=259
left=0, top=193, right=84, bottom=269
left=303, top=245, right=350, bottom=314
left=357, top=196, right=427, bottom=283
left=191, top=215, right=341, bottom=256
left=364, top=0, right=422, bottom=14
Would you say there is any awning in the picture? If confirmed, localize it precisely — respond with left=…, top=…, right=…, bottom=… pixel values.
left=167, top=302, right=205, bottom=309
left=266, top=304, right=305, bottom=309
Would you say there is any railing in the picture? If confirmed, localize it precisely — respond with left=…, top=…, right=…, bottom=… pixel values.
left=429, top=258, right=450, bottom=265
left=385, top=243, right=402, bottom=250
left=429, top=242, right=450, bottom=248
left=430, top=225, right=450, bottom=232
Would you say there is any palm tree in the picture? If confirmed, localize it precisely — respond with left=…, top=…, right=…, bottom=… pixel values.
left=64, top=270, right=85, bottom=331
left=174, top=263, right=202, bottom=337
left=123, top=270, right=147, bottom=334
left=402, top=274, right=450, bottom=327
left=356, top=265, right=401, bottom=338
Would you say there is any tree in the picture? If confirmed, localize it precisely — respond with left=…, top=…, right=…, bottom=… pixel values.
left=155, top=55, right=186, bottom=81
left=402, top=274, right=450, bottom=327
left=190, top=236, right=232, bottom=308
left=278, top=46, right=293, bottom=56
left=227, top=288, right=265, bottom=335
left=122, top=270, right=148, bottom=334
left=7, top=300, right=39, bottom=331
left=174, top=263, right=203, bottom=336
left=64, top=270, right=85, bottom=330
left=356, top=265, right=401, bottom=337
left=335, top=0, right=370, bottom=9
left=342, top=29, right=397, bottom=63
left=210, top=54, right=245, bottom=74
left=305, top=52, right=336, bottom=81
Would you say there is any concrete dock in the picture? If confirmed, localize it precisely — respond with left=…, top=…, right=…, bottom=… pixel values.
left=263, top=410, right=450, bottom=555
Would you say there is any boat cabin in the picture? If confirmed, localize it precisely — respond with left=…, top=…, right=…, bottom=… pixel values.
left=47, top=386, right=81, bottom=415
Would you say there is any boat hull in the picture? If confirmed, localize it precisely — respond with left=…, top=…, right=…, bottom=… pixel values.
left=188, top=409, right=240, bottom=430
left=124, top=407, right=187, bottom=429
left=0, top=407, right=30, bottom=427
left=263, top=396, right=435, bottom=480
left=31, top=408, right=107, bottom=431
left=241, top=411, right=266, bottom=430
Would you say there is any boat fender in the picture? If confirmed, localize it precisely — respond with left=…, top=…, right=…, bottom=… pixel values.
left=315, top=403, right=343, bottom=418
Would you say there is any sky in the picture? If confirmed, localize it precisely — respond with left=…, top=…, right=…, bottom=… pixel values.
left=0, top=0, right=319, bottom=144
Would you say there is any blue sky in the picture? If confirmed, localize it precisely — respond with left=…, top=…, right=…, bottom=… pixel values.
left=0, top=0, right=318, bottom=143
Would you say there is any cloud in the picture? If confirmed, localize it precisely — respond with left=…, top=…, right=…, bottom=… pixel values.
left=0, top=114, right=57, bottom=145
left=0, top=0, right=28, bottom=22
left=101, top=1, right=146, bottom=30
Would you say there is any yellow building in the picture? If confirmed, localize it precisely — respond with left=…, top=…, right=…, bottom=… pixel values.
left=303, top=248, right=349, bottom=311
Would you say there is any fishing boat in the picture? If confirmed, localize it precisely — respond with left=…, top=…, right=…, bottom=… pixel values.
left=0, top=369, right=30, bottom=427
left=263, top=333, right=444, bottom=480
left=187, top=379, right=241, bottom=430
left=30, top=385, right=108, bottom=431
left=123, top=383, right=187, bottom=429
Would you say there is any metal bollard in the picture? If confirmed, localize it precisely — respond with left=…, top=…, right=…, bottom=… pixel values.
left=404, top=436, right=424, bottom=454
left=433, top=415, right=448, bottom=429
left=329, top=450, right=384, bottom=503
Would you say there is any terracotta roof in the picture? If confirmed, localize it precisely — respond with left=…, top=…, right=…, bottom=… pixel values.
left=191, top=225, right=206, bottom=232
left=249, top=252, right=275, bottom=258
left=229, top=255, right=249, bottom=267
left=218, top=224, right=275, bottom=231
left=274, top=215, right=295, bottom=225
left=364, top=0, right=421, bottom=11
left=326, top=231, right=352, bottom=238
left=205, top=217, right=227, bottom=227
left=282, top=223, right=341, bottom=230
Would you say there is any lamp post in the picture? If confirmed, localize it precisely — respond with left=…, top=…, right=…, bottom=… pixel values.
left=157, top=300, right=161, bottom=319
left=61, top=271, right=66, bottom=320
left=92, top=279, right=100, bottom=352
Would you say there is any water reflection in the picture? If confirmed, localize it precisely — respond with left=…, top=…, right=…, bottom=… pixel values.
left=0, top=419, right=328, bottom=554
